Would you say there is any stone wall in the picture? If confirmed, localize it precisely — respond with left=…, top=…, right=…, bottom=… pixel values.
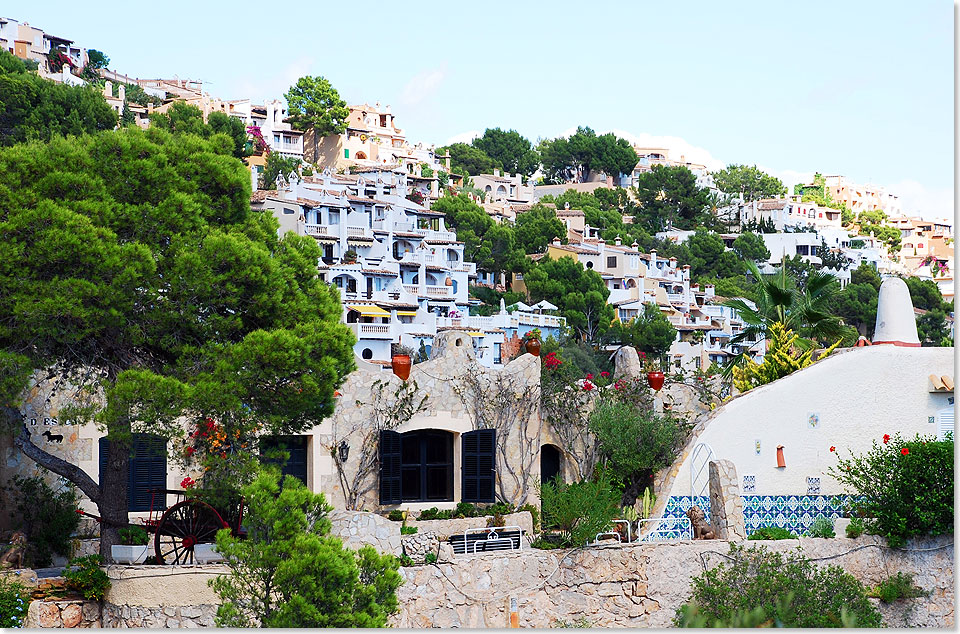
left=25, top=600, right=101, bottom=628
left=392, top=535, right=954, bottom=628
left=101, top=564, right=225, bottom=628
left=329, top=510, right=402, bottom=555
left=707, top=459, right=745, bottom=540
left=408, top=511, right=534, bottom=539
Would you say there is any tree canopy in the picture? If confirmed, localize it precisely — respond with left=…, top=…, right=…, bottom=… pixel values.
left=0, top=50, right=117, bottom=146
left=0, top=127, right=355, bottom=557
left=471, top=128, right=539, bottom=177
left=538, top=127, right=637, bottom=184
left=513, top=205, right=566, bottom=254
left=604, top=303, right=677, bottom=356
left=151, top=102, right=251, bottom=159
left=632, top=164, right=713, bottom=231
left=713, top=164, right=786, bottom=202
left=438, top=142, right=501, bottom=175
left=524, top=255, right=614, bottom=341
left=732, top=231, right=771, bottom=262
left=284, top=76, right=349, bottom=136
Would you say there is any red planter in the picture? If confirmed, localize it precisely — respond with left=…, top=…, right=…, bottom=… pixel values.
left=646, top=371, right=665, bottom=391
left=391, top=354, right=411, bottom=381
left=524, top=339, right=541, bottom=357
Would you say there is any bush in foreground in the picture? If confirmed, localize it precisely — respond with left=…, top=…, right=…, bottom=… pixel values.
left=829, top=432, right=953, bottom=547
left=211, top=470, right=403, bottom=627
left=674, top=543, right=882, bottom=628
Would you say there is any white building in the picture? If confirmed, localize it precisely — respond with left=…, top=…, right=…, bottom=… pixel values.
left=740, top=197, right=843, bottom=232
left=255, top=167, right=564, bottom=367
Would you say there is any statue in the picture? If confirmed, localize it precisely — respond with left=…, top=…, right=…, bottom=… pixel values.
left=0, top=532, right=28, bottom=569
left=686, top=506, right=716, bottom=540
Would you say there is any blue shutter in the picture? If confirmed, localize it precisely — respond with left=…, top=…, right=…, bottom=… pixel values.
left=462, top=429, right=496, bottom=503
left=99, top=435, right=167, bottom=512
left=379, top=430, right=402, bottom=504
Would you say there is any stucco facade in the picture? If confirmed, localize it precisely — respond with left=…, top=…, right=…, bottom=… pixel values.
left=657, top=345, right=953, bottom=502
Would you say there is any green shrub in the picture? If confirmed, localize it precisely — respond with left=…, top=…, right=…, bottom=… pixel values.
left=677, top=594, right=862, bottom=628
left=0, top=576, right=29, bottom=628
left=454, top=502, right=478, bottom=518
left=118, top=526, right=149, bottom=546
left=539, top=477, right=620, bottom=547
left=747, top=526, right=798, bottom=540
left=387, top=510, right=404, bottom=522
left=64, top=555, right=111, bottom=600
left=674, top=544, right=882, bottom=628
left=530, top=537, right=562, bottom=550
left=806, top=516, right=836, bottom=538
left=417, top=507, right=453, bottom=521
left=845, top=517, right=865, bottom=539
left=830, top=433, right=953, bottom=547
left=398, top=554, right=414, bottom=567
left=423, top=552, right=437, bottom=564
left=6, top=474, right=80, bottom=567
left=400, top=525, right=418, bottom=535
left=868, top=572, right=927, bottom=603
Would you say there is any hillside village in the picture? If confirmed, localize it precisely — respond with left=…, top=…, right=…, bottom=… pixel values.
left=0, top=13, right=954, bottom=630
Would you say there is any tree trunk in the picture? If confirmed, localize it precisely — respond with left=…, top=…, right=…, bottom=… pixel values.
left=98, top=432, right=131, bottom=561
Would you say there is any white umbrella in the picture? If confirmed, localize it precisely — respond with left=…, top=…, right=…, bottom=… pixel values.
left=509, top=301, right=533, bottom=312
left=532, top=300, right=558, bottom=312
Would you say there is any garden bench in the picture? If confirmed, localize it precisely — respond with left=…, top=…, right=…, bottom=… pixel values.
left=449, top=526, right=525, bottom=555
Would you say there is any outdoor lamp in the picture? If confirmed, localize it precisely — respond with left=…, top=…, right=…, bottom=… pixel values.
left=338, top=440, right=350, bottom=463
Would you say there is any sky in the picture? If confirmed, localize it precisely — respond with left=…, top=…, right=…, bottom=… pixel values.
left=8, top=1, right=954, bottom=221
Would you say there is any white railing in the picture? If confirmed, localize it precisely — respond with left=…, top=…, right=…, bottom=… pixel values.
left=304, top=224, right=329, bottom=236
left=636, top=517, right=692, bottom=542
left=425, top=286, right=451, bottom=297
left=347, top=226, right=372, bottom=238
left=358, top=324, right=390, bottom=334
left=436, top=315, right=494, bottom=329
left=517, top=313, right=562, bottom=327
left=402, top=284, right=419, bottom=295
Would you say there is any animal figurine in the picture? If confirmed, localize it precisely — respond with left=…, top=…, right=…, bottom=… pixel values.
left=0, top=532, right=28, bottom=569
left=686, top=506, right=716, bottom=540
left=42, top=430, right=63, bottom=443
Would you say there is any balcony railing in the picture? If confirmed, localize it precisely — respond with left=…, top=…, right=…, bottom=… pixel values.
left=349, top=323, right=393, bottom=339
left=401, top=284, right=451, bottom=297
left=347, top=226, right=373, bottom=239
left=304, top=224, right=329, bottom=236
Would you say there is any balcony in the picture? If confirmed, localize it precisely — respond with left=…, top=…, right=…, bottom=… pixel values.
left=346, top=226, right=374, bottom=239
left=516, top=313, right=563, bottom=328
left=304, top=224, right=330, bottom=236
left=402, top=284, right=452, bottom=297
left=349, top=322, right=394, bottom=339
left=436, top=315, right=494, bottom=330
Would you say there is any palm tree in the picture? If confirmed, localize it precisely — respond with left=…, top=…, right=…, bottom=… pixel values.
left=721, top=260, right=845, bottom=374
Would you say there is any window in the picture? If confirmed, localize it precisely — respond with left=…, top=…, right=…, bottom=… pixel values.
left=362, top=348, right=373, bottom=360
left=607, top=256, right=617, bottom=268
left=99, top=435, right=166, bottom=512
left=344, top=149, right=350, bottom=159
left=461, top=429, right=495, bottom=503
left=401, top=431, right=453, bottom=502
left=273, top=135, right=280, bottom=144
left=329, top=210, right=340, bottom=225
left=260, top=436, right=308, bottom=485
left=282, top=207, right=295, bottom=215
left=493, top=343, right=502, bottom=364
left=586, top=261, right=594, bottom=269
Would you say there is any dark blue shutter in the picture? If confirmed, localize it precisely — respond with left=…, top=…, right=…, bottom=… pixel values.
left=260, top=436, right=308, bottom=485
left=462, top=429, right=496, bottom=503
left=379, top=430, right=402, bottom=504
left=99, top=435, right=167, bottom=512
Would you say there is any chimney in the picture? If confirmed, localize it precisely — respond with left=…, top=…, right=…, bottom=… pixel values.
left=493, top=168, right=501, bottom=177
left=552, top=237, right=562, bottom=247
left=631, top=240, right=639, bottom=252
left=103, top=80, right=112, bottom=98
left=649, top=249, right=657, bottom=268
left=615, top=235, right=622, bottom=246
left=118, top=84, right=125, bottom=103
left=669, top=256, right=677, bottom=269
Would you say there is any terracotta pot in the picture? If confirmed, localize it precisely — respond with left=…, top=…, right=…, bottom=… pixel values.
left=524, top=339, right=541, bottom=357
left=646, top=371, right=665, bottom=391
left=391, top=354, right=411, bottom=381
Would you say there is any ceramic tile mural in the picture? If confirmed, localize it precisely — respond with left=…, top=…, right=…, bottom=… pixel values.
left=661, top=494, right=855, bottom=537
left=742, top=475, right=756, bottom=493
left=806, top=477, right=821, bottom=495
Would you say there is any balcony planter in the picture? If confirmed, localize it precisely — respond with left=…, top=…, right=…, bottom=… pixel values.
left=524, top=339, right=541, bottom=357
left=193, top=543, right=224, bottom=564
left=391, top=354, right=412, bottom=381
left=111, top=544, right=149, bottom=565
left=646, top=371, right=665, bottom=391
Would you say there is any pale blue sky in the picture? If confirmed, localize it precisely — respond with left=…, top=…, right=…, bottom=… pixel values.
left=9, top=1, right=954, bottom=219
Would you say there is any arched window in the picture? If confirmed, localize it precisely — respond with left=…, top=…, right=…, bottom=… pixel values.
left=355, top=151, right=367, bottom=160
left=361, top=348, right=373, bottom=360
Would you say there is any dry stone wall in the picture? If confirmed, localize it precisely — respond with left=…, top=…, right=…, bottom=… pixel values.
left=708, top=459, right=745, bottom=539
left=392, top=535, right=954, bottom=628
left=329, top=510, right=402, bottom=555
left=25, top=600, right=101, bottom=628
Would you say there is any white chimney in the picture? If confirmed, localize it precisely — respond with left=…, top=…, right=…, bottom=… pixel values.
left=552, top=237, right=562, bottom=246
left=493, top=168, right=501, bottom=177
left=615, top=235, right=622, bottom=246
left=649, top=249, right=657, bottom=268
left=103, top=80, right=112, bottom=98
left=118, top=84, right=125, bottom=103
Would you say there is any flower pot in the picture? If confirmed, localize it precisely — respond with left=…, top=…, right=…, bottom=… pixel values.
left=193, top=543, right=223, bottom=564
left=391, top=354, right=411, bottom=381
left=111, top=544, right=149, bottom=565
left=524, top=339, right=541, bottom=357
left=646, top=371, right=665, bottom=391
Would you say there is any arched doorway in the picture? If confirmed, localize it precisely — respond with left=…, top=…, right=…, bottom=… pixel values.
left=540, top=444, right=562, bottom=484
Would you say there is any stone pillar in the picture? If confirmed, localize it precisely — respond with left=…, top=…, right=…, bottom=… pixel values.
left=708, top=459, right=746, bottom=540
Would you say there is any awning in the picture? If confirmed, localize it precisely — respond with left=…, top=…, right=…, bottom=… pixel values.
left=397, top=310, right=418, bottom=317
left=468, top=331, right=485, bottom=337
left=347, top=305, right=390, bottom=317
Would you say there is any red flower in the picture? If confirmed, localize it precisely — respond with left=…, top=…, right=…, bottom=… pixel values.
left=185, top=447, right=195, bottom=456
left=586, top=373, right=594, bottom=380
left=829, top=446, right=836, bottom=452
left=582, top=380, right=594, bottom=392
left=600, top=371, right=610, bottom=378
left=180, top=477, right=196, bottom=489
left=901, top=447, right=909, bottom=455
left=882, top=434, right=890, bottom=444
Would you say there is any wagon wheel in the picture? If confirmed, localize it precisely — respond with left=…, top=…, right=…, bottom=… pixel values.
left=154, top=500, right=227, bottom=565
